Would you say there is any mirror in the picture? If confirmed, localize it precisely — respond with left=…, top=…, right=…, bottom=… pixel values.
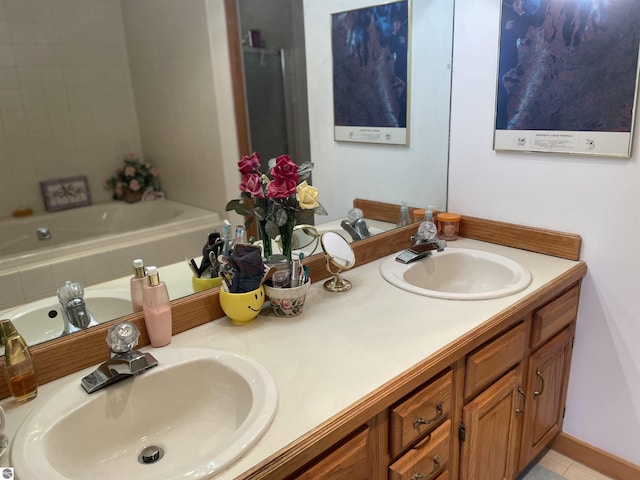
left=320, top=231, right=356, bottom=292
left=0, top=0, right=453, bottom=350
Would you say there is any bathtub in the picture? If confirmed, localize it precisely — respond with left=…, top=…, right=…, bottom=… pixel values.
left=0, top=200, right=224, bottom=310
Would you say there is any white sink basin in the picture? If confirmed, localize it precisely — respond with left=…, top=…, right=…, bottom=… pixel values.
left=380, top=247, right=532, bottom=300
left=11, top=347, right=278, bottom=480
left=1, top=288, right=132, bottom=346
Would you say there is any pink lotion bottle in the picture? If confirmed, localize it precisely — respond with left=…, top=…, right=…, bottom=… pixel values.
left=142, top=266, right=172, bottom=347
left=130, top=258, right=146, bottom=313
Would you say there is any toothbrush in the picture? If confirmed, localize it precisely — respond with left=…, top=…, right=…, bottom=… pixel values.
left=222, top=220, right=232, bottom=258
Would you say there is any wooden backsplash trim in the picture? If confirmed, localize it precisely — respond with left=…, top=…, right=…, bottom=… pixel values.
left=0, top=200, right=582, bottom=400
left=354, top=198, right=582, bottom=260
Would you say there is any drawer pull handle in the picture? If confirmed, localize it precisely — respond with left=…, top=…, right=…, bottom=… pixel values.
left=534, top=369, right=545, bottom=398
left=410, top=454, right=440, bottom=480
left=516, top=386, right=526, bottom=415
left=412, top=402, right=444, bottom=429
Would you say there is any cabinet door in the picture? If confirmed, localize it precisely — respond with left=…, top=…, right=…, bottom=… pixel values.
left=459, top=366, right=524, bottom=480
left=520, top=327, right=573, bottom=468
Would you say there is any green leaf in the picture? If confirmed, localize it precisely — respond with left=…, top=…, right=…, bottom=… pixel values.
left=225, top=198, right=253, bottom=216
left=225, top=199, right=242, bottom=211
left=265, top=219, right=279, bottom=239
left=275, top=208, right=288, bottom=226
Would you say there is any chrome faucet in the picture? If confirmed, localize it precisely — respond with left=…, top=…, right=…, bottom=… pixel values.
left=36, top=226, right=51, bottom=240
left=395, top=222, right=447, bottom=264
left=57, top=281, right=99, bottom=335
left=340, top=208, right=371, bottom=241
left=81, top=322, right=158, bottom=394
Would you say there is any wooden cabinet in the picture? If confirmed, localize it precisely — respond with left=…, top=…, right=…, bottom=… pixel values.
left=258, top=284, right=581, bottom=480
left=460, top=286, right=578, bottom=480
left=459, top=366, right=525, bottom=480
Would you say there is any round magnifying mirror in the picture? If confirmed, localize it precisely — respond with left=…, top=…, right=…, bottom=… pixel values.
left=320, top=231, right=356, bottom=292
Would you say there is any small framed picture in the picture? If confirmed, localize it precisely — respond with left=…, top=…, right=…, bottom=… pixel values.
left=40, top=176, right=92, bottom=212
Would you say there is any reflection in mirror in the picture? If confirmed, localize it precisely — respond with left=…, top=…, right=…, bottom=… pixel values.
left=320, top=231, right=356, bottom=293
left=1, top=0, right=454, bottom=353
left=278, top=225, right=320, bottom=256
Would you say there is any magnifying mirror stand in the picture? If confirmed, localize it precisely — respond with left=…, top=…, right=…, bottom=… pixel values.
left=323, top=257, right=352, bottom=292
left=320, top=231, right=355, bottom=293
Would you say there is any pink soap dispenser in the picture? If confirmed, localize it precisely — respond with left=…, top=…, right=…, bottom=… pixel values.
left=142, top=266, right=172, bottom=347
left=130, top=258, right=146, bottom=313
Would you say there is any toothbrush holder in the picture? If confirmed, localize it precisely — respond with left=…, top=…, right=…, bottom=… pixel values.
left=264, top=278, right=311, bottom=317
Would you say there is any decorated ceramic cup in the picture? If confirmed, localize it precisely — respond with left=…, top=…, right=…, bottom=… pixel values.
left=264, top=279, right=311, bottom=317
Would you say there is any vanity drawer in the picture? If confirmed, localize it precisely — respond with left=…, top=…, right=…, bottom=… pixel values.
left=464, top=321, right=527, bottom=399
left=531, top=286, right=580, bottom=349
left=389, top=419, right=450, bottom=480
left=292, top=427, right=369, bottom=480
left=390, top=369, right=452, bottom=458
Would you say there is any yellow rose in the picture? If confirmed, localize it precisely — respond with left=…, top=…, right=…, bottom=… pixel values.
left=296, top=181, right=319, bottom=209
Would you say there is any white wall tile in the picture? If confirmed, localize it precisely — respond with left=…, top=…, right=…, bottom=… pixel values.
left=20, top=263, right=56, bottom=302
left=0, top=269, right=25, bottom=309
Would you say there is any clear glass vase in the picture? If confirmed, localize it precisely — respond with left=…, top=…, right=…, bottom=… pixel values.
left=258, top=220, right=273, bottom=259
left=279, top=218, right=296, bottom=261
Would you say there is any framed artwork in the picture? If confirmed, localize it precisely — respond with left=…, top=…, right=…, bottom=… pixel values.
left=40, top=176, right=92, bottom=212
left=494, top=0, right=640, bottom=157
left=332, top=0, right=411, bottom=145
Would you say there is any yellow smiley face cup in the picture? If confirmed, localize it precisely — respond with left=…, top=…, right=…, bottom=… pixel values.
left=219, top=285, right=265, bottom=325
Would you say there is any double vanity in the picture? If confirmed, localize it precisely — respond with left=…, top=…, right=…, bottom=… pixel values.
left=0, top=204, right=586, bottom=480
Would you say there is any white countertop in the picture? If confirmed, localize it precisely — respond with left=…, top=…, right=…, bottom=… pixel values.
left=0, top=238, right=581, bottom=478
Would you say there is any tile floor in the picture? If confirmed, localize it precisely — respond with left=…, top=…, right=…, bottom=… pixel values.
left=535, top=449, right=615, bottom=480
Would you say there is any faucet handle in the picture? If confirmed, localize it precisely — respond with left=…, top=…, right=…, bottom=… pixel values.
left=57, top=280, right=84, bottom=303
left=107, top=322, right=139, bottom=355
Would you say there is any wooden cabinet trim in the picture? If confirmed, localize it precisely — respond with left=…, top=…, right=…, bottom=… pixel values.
left=353, top=199, right=582, bottom=261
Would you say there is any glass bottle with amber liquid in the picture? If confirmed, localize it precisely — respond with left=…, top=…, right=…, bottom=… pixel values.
left=0, top=319, right=38, bottom=402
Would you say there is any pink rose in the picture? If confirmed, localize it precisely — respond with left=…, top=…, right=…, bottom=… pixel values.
left=240, top=173, right=265, bottom=198
left=270, top=155, right=298, bottom=183
left=267, top=176, right=297, bottom=198
left=279, top=299, right=292, bottom=310
left=129, top=179, right=141, bottom=191
left=238, top=152, right=261, bottom=174
left=124, top=165, right=136, bottom=177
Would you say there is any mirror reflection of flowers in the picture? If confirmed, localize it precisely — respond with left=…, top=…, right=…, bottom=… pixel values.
left=105, top=153, right=161, bottom=202
left=226, top=152, right=327, bottom=259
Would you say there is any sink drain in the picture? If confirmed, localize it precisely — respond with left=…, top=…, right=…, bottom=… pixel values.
left=138, top=445, right=164, bottom=464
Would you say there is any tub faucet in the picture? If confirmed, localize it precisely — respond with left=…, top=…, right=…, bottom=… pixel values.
left=57, top=281, right=99, bottom=335
left=36, top=226, right=51, bottom=240
left=81, top=322, right=158, bottom=394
